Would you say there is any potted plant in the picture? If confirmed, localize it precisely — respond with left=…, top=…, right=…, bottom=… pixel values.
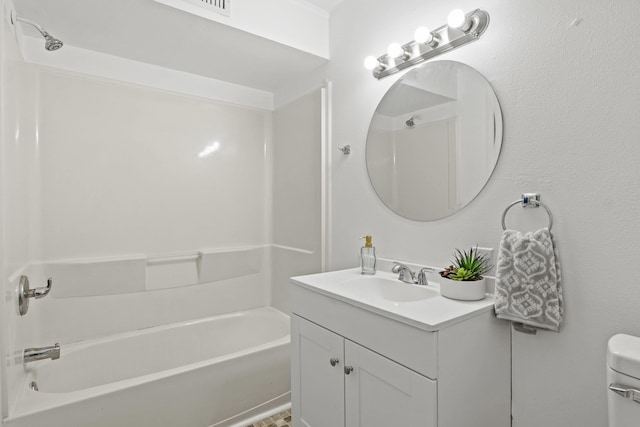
left=439, top=247, right=492, bottom=301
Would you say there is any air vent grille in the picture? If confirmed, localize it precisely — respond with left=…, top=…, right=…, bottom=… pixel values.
left=175, top=0, right=231, bottom=17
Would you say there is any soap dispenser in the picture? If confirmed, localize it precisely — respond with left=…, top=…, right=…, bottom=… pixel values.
left=360, top=235, right=376, bottom=275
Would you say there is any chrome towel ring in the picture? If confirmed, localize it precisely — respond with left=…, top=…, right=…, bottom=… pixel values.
left=501, top=193, right=553, bottom=231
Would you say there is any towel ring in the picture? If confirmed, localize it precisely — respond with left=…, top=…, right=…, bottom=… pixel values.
left=501, top=193, right=553, bottom=231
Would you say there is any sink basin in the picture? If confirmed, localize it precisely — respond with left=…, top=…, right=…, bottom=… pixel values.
left=291, top=268, right=498, bottom=331
left=341, top=276, right=439, bottom=303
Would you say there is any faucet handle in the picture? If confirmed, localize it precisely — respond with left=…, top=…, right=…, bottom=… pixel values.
left=417, top=268, right=432, bottom=286
left=391, top=262, right=404, bottom=273
left=25, top=277, right=52, bottom=299
left=18, top=276, right=53, bottom=316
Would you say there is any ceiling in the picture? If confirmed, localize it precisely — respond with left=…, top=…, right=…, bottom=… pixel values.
left=13, top=0, right=344, bottom=92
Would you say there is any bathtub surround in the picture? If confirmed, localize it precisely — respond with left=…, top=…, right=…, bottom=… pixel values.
left=271, top=91, right=324, bottom=313
left=0, top=7, right=324, bottom=421
left=0, top=1, right=6, bottom=418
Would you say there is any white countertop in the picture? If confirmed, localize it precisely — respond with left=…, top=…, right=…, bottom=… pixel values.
left=291, top=268, right=497, bottom=332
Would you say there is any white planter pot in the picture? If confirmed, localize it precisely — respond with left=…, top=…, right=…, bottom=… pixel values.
left=439, top=277, right=487, bottom=301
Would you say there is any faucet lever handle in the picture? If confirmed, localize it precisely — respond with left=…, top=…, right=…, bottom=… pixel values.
left=417, top=268, right=431, bottom=286
left=18, top=276, right=53, bottom=316
left=25, top=277, right=53, bottom=299
left=391, top=262, right=403, bottom=273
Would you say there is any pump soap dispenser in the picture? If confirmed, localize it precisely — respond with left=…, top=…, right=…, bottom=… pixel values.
left=360, top=235, right=376, bottom=275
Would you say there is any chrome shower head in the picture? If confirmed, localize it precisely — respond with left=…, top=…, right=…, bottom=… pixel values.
left=44, top=35, right=63, bottom=51
left=14, top=16, right=64, bottom=52
left=406, top=114, right=422, bottom=127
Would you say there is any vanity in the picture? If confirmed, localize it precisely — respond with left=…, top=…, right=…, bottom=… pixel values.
left=290, top=268, right=510, bottom=427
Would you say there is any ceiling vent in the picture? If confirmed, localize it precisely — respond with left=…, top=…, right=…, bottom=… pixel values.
left=155, top=0, right=231, bottom=18
left=189, top=0, right=230, bottom=16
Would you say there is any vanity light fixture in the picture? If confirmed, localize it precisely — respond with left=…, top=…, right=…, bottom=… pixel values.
left=387, top=42, right=409, bottom=60
left=364, top=8, right=490, bottom=79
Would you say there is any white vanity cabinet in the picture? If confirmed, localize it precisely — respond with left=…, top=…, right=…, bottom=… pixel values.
left=291, top=316, right=436, bottom=427
left=290, top=269, right=511, bottom=427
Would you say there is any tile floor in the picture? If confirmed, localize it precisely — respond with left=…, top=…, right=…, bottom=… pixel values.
left=248, top=409, right=292, bottom=427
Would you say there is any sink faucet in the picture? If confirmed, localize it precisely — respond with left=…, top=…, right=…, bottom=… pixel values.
left=24, top=343, right=60, bottom=364
left=392, top=262, right=416, bottom=284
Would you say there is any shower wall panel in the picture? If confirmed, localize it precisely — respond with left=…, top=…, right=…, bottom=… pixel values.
left=26, top=69, right=273, bottom=338
left=37, top=71, right=270, bottom=260
left=1, top=26, right=43, bottom=416
left=271, top=90, right=323, bottom=313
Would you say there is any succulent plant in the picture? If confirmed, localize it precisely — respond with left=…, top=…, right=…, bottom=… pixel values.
left=440, top=247, right=492, bottom=281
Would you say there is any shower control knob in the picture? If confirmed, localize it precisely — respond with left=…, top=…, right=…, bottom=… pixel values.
left=344, top=365, right=354, bottom=375
left=330, top=357, right=340, bottom=367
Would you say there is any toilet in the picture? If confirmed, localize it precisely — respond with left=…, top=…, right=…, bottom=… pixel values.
left=607, top=334, right=640, bottom=426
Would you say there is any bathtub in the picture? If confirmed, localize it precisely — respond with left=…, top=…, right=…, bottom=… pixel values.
left=5, top=307, right=291, bottom=427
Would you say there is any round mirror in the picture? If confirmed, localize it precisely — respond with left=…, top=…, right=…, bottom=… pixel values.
left=366, top=60, right=503, bottom=221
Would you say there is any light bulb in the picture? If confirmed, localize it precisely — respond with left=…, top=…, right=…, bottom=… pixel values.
left=387, top=42, right=405, bottom=59
left=414, top=26, right=433, bottom=44
left=447, top=9, right=468, bottom=29
left=364, top=56, right=379, bottom=70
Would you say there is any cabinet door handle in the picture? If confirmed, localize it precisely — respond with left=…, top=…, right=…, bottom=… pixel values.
left=344, top=365, right=354, bottom=375
left=330, top=357, right=340, bottom=367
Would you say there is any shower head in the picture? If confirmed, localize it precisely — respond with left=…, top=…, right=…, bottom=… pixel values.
left=14, top=16, right=64, bottom=51
left=44, top=35, right=64, bottom=51
left=406, top=114, right=422, bottom=127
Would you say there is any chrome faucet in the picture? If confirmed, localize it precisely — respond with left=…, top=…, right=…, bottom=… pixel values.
left=392, top=262, right=416, bottom=284
left=24, top=343, right=60, bottom=364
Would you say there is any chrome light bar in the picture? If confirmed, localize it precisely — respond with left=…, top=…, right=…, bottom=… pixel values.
left=365, top=9, right=490, bottom=79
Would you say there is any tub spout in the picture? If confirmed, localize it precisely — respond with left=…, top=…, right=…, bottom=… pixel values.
left=24, top=343, right=60, bottom=364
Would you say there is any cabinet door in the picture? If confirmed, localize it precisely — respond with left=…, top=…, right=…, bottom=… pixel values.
left=291, top=316, right=345, bottom=427
left=344, top=340, right=437, bottom=427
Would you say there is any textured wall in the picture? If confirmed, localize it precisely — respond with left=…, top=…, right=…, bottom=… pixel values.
left=316, top=0, right=640, bottom=425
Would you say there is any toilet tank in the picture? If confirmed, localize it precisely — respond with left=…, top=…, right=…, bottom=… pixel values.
left=607, top=334, right=640, bottom=427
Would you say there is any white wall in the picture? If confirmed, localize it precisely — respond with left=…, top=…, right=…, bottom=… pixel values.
left=275, top=0, right=640, bottom=425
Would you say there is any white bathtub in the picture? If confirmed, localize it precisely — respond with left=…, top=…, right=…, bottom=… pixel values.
left=5, top=307, right=291, bottom=427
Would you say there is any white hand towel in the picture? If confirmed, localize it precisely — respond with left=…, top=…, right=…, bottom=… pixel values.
left=494, top=227, right=563, bottom=332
